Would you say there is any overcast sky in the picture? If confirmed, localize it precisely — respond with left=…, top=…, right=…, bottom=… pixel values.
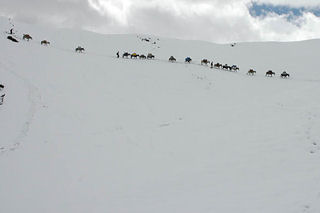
left=1, top=0, right=320, bottom=43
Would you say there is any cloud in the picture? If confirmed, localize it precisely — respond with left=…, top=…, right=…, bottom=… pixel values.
left=0, top=0, right=320, bottom=43
left=254, top=0, right=320, bottom=8
left=0, top=0, right=107, bottom=28
left=250, top=12, right=320, bottom=41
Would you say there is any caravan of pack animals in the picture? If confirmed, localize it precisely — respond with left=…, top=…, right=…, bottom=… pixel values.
left=6, top=32, right=291, bottom=78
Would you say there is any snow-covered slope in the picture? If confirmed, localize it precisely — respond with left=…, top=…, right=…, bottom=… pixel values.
left=1, top=17, right=320, bottom=213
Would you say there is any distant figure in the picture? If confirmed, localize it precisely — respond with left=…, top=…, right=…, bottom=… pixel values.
left=210, top=61, right=213, bottom=68
left=9, top=28, right=13, bottom=34
left=7, top=36, right=18, bottom=43
left=116, top=51, right=119, bottom=58
left=0, top=84, right=5, bottom=105
left=0, top=94, right=5, bottom=105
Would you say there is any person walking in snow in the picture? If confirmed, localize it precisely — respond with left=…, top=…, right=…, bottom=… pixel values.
left=0, top=84, right=5, bottom=105
left=116, top=51, right=119, bottom=58
left=0, top=94, right=5, bottom=105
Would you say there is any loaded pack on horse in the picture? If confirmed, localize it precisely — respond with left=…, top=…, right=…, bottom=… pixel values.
left=131, top=53, right=139, bottom=59
left=147, top=53, right=155, bottom=59
left=139, top=54, right=146, bottom=59
left=222, top=64, right=231, bottom=70
left=75, top=46, right=85, bottom=53
left=41, top=40, right=50, bottom=45
left=214, top=63, right=222, bottom=69
left=23, top=34, right=32, bottom=41
left=122, top=52, right=130, bottom=58
left=265, top=70, right=275, bottom=77
left=281, top=71, right=290, bottom=78
left=185, top=57, right=192, bottom=63
left=201, top=59, right=210, bottom=65
left=247, top=69, right=256, bottom=75
left=169, top=56, right=176, bottom=62
left=231, top=65, right=239, bottom=72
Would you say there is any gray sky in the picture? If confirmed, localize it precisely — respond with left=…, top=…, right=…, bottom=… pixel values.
left=1, top=0, right=320, bottom=43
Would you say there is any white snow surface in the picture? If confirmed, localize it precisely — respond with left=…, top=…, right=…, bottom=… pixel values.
left=1, top=17, right=320, bottom=213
